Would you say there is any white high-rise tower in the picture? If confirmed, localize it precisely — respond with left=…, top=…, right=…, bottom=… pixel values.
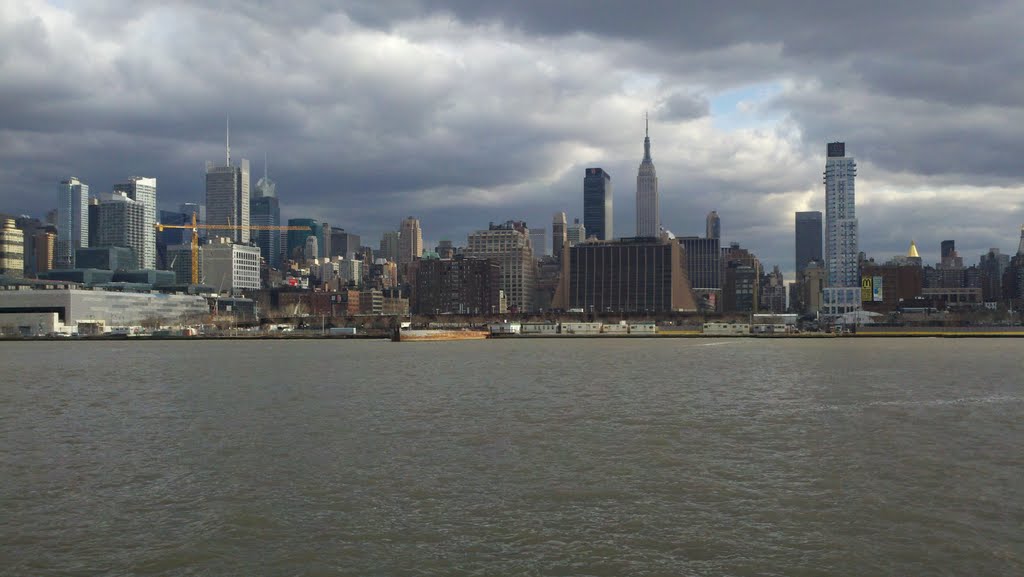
left=113, top=176, right=157, bottom=269
left=205, top=118, right=250, bottom=243
left=635, top=115, right=659, bottom=238
left=823, top=142, right=861, bottom=316
left=57, top=177, right=89, bottom=268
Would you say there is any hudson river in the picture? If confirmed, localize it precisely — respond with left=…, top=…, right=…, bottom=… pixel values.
left=2, top=339, right=1022, bottom=576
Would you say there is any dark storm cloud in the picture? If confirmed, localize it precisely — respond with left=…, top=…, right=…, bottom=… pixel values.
left=2, top=0, right=1023, bottom=276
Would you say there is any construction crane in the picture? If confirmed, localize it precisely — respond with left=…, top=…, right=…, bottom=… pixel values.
left=155, top=212, right=310, bottom=285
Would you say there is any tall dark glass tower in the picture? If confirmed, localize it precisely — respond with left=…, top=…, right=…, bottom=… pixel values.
left=251, top=196, right=281, bottom=268
left=583, top=168, right=612, bottom=241
left=795, top=211, right=823, bottom=275
left=941, top=240, right=955, bottom=260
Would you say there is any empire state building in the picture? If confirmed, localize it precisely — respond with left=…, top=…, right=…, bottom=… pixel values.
left=635, top=117, right=659, bottom=237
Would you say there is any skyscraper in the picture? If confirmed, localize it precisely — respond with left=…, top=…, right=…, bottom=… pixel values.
left=465, top=221, right=535, bottom=312
left=253, top=155, right=276, bottom=199
left=552, top=212, right=567, bottom=259
left=530, top=229, right=548, bottom=257
left=157, top=210, right=190, bottom=269
left=287, top=218, right=321, bottom=261
left=795, top=211, right=823, bottom=275
left=583, top=168, right=612, bottom=241
left=179, top=202, right=205, bottom=225
left=57, top=177, right=89, bottom=268
left=823, top=142, right=860, bottom=315
left=93, top=191, right=147, bottom=270
left=205, top=122, right=249, bottom=243
left=635, top=117, right=659, bottom=238
left=552, top=237, right=697, bottom=313
left=329, top=227, right=360, bottom=260
left=398, top=217, right=423, bottom=266
left=112, top=177, right=157, bottom=269
left=706, top=211, right=720, bottom=239
left=251, top=196, right=281, bottom=268
left=0, top=218, right=24, bottom=278
left=379, top=231, right=401, bottom=263
left=937, top=240, right=954, bottom=260
left=566, top=218, right=585, bottom=246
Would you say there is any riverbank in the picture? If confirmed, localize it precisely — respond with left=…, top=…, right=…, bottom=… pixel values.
left=5, top=329, right=1024, bottom=341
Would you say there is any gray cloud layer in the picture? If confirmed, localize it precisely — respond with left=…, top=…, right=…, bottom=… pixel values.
left=2, top=0, right=1023, bottom=276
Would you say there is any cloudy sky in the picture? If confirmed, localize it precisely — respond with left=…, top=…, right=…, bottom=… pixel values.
left=3, top=0, right=1024, bottom=277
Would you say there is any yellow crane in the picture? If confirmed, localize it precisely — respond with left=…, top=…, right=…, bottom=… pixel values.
left=155, top=212, right=310, bottom=285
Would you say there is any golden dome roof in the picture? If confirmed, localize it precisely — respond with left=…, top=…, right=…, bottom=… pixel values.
left=908, top=240, right=920, bottom=258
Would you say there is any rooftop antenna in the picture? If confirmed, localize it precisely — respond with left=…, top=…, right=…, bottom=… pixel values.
left=264, top=151, right=268, bottom=180
left=226, top=114, right=231, bottom=166
left=645, top=110, right=648, bottom=137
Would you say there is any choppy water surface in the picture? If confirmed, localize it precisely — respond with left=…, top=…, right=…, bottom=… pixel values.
left=1, top=339, right=1022, bottom=576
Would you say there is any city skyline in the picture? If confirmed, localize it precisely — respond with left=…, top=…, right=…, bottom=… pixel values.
left=2, top=1, right=1024, bottom=277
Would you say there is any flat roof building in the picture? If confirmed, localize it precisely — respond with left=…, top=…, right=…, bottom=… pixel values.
left=552, top=237, right=697, bottom=313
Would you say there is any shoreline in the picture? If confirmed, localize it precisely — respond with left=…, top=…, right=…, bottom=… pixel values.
left=5, top=330, right=1024, bottom=342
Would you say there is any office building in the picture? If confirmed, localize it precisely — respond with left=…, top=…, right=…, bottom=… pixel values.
left=14, top=217, right=56, bottom=277
left=465, top=221, right=535, bottom=312
left=1002, top=228, right=1024, bottom=303
left=860, top=261, right=923, bottom=313
left=979, top=248, right=1010, bottom=302
left=678, top=236, right=721, bottom=310
left=179, top=203, right=205, bottom=229
left=340, top=258, right=362, bottom=287
left=287, top=218, right=322, bottom=261
left=157, top=210, right=191, bottom=270
left=0, top=218, right=25, bottom=277
left=166, top=244, right=202, bottom=285
left=399, top=217, right=423, bottom=266
left=330, top=227, right=361, bottom=260
left=797, top=261, right=826, bottom=314
left=412, top=256, right=501, bottom=315
left=112, top=177, right=157, bottom=269
left=367, top=259, right=398, bottom=290
left=678, top=237, right=721, bottom=289
left=205, top=127, right=250, bottom=243
left=795, top=211, right=823, bottom=275
left=941, top=240, right=956, bottom=261
left=552, top=237, right=697, bottom=313
left=823, top=142, right=860, bottom=315
left=566, top=219, right=585, bottom=246
left=203, top=238, right=261, bottom=292
left=552, top=212, right=567, bottom=260
left=530, top=229, right=548, bottom=257
left=583, top=168, right=613, bottom=241
left=253, top=158, right=276, bottom=199
left=75, top=247, right=136, bottom=271
left=721, top=242, right=762, bottom=313
left=57, top=177, right=89, bottom=268
left=304, top=236, right=319, bottom=264
left=93, top=191, right=148, bottom=270
left=318, top=220, right=331, bottom=259
left=33, top=230, right=56, bottom=276
left=379, top=231, right=401, bottom=263
left=706, top=211, right=720, bottom=239
left=251, top=196, right=281, bottom=268
left=635, top=118, right=659, bottom=237
left=759, top=265, right=786, bottom=313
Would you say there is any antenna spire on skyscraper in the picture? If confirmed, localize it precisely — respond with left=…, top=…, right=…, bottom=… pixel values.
left=226, top=114, right=231, bottom=166
left=642, top=112, right=652, bottom=162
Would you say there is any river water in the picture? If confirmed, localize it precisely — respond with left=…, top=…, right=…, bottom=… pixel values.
left=1, top=339, right=1022, bottom=576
